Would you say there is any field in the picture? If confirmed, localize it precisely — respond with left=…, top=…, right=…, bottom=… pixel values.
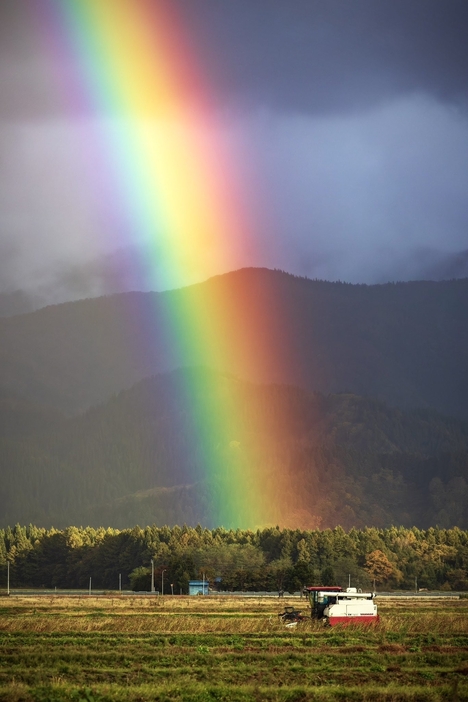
left=0, top=595, right=467, bottom=701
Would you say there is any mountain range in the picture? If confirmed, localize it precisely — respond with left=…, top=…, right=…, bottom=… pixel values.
left=1, top=268, right=467, bottom=418
left=0, top=268, right=467, bottom=530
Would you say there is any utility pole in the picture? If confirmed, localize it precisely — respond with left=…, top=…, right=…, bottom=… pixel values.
left=348, top=574, right=351, bottom=589
left=7, top=560, right=10, bottom=596
left=161, top=569, right=166, bottom=596
left=89, top=577, right=92, bottom=596
left=202, top=572, right=206, bottom=595
left=119, top=573, right=122, bottom=593
left=151, top=559, right=155, bottom=593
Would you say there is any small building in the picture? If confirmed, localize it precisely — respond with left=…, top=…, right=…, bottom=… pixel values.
left=188, top=580, right=209, bottom=595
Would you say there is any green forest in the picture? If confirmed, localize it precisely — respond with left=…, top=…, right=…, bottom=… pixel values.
left=2, top=523, right=468, bottom=593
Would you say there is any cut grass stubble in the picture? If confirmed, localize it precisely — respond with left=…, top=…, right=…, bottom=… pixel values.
left=0, top=596, right=466, bottom=701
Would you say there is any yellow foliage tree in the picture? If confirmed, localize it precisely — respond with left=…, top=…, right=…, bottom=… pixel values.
left=365, top=549, right=400, bottom=585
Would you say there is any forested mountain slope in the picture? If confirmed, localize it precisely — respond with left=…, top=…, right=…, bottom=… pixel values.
left=0, top=268, right=467, bottom=417
left=1, top=369, right=467, bottom=530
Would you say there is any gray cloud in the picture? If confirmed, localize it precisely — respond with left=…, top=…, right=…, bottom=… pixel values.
left=241, top=94, right=468, bottom=283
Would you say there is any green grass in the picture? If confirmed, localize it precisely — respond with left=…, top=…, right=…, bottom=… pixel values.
left=0, top=597, right=466, bottom=701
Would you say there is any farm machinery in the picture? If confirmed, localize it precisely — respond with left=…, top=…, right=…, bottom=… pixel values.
left=277, top=606, right=307, bottom=627
left=304, top=586, right=379, bottom=626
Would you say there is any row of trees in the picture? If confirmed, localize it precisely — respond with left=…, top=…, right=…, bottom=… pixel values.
left=1, top=523, right=467, bottom=593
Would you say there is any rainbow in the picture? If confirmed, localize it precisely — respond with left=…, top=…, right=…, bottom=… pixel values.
left=39, top=0, right=304, bottom=528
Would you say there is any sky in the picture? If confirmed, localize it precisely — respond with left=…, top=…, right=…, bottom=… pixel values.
left=1, top=0, right=468, bottom=307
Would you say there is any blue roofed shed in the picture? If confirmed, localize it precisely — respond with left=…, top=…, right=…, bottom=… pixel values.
left=188, top=580, right=209, bottom=595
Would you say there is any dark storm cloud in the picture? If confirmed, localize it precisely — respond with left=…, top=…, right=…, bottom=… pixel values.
left=178, top=0, right=468, bottom=114
left=2, top=0, right=468, bottom=121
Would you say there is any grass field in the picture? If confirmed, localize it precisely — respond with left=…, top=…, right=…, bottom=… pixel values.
left=0, top=595, right=466, bottom=701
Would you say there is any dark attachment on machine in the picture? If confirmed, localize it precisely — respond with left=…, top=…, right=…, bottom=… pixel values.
left=278, top=606, right=306, bottom=624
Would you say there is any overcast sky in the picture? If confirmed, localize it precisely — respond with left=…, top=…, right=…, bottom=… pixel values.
left=1, top=0, right=468, bottom=305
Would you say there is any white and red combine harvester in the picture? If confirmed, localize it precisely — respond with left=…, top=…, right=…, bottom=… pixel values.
left=304, top=586, right=379, bottom=626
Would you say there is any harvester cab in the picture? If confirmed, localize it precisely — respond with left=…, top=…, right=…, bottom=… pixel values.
left=305, top=586, right=342, bottom=621
left=304, top=586, right=379, bottom=626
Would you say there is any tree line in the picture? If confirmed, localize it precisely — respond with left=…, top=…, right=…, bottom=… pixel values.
left=1, top=523, right=467, bottom=593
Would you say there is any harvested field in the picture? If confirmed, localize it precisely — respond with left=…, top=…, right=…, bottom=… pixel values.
left=0, top=595, right=466, bottom=701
